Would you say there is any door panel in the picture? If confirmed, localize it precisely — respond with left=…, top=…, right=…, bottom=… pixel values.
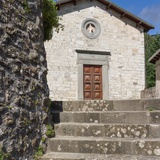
left=83, top=65, right=102, bottom=100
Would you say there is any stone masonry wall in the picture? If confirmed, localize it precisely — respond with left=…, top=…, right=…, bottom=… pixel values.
left=0, top=0, right=49, bottom=159
left=45, top=0, right=145, bottom=100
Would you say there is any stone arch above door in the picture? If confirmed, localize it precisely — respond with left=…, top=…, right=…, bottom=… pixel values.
left=76, top=50, right=110, bottom=100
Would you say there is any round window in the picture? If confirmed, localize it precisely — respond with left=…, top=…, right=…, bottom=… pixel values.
left=81, top=18, right=101, bottom=39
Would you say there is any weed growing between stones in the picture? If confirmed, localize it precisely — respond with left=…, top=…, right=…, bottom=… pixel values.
left=148, top=107, right=155, bottom=111
left=41, top=136, right=46, bottom=143
left=46, top=124, right=55, bottom=138
left=34, top=145, right=44, bottom=160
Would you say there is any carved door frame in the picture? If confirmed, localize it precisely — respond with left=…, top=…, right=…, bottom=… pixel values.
left=76, top=50, right=110, bottom=100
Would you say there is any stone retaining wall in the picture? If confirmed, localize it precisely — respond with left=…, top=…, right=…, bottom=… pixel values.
left=0, top=0, right=49, bottom=159
left=141, top=87, right=156, bottom=99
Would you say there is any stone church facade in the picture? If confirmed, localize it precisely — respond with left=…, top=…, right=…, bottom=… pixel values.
left=45, top=0, right=154, bottom=101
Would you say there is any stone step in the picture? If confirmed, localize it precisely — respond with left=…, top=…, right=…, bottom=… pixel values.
left=47, top=137, right=160, bottom=156
left=41, top=152, right=160, bottom=160
left=52, top=111, right=160, bottom=124
left=54, top=123, right=160, bottom=138
left=50, top=99, right=160, bottom=112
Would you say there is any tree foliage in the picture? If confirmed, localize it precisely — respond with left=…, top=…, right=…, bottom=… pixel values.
left=145, top=34, right=160, bottom=88
left=43, top=0, right=60, bottom=41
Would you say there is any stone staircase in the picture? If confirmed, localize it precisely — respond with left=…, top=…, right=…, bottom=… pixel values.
left=41, top=99, right=160, bottom=160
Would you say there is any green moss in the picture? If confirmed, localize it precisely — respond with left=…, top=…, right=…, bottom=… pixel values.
left=22, top=0, right=31, bottom=13
left=22, top=118, right=30, bottom=126
left=0, top=148, right=10, bottom=160
left=7, top=106, right=13, bottom=109
left=35, top=100, right=39, bottom=106
left=38, top=92, right=41, bottom=97
left=42, top=98, right=51, bottom=113
left=48, top=99, right=52, bottom=108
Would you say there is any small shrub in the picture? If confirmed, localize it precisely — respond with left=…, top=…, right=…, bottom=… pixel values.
left=43, top=0, right=64, bottom=41
left=43, top=0, right=58, bottom=41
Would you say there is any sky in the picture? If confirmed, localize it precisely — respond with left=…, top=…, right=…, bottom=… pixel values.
left=110, top=0, right=160, bottom=35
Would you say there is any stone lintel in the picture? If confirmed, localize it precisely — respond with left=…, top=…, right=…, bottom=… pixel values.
left=76, top=49, right=111, bottom=55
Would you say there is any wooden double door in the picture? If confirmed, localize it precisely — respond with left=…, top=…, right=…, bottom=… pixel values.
left=83, top=65, right=102, bottom=100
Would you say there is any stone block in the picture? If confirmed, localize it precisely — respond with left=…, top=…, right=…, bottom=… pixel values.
left=54, top=123, right=105, bottom=137
left=54, top=123, right=155, bottom=138
left=41, top=152, right=160, bottom=160
left=51, top=100, right=152, bottom=112
left=112, top=100, right=144, bottom=111
left=105, top=125, right=149, bottom=138
left=149, top=124, right=160, bottom=138
left=48, top=138, right=129, bottom=154
left=142, top=99, right=160, bottom=110
left=48, top=137, right=160, bottom=156
left=100, top=112, right=150, bottom=124
left=150, top=111, right=160, bottom=123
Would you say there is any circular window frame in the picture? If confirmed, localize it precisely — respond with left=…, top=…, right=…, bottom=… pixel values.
left=81, top=18, right=101, bottom=39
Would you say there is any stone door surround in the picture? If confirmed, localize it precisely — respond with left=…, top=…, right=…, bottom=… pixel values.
left=76, top=49, right=110, bottom=100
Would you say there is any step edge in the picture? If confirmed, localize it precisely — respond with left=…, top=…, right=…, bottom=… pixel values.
left=48, top=136, right=160, bottom=141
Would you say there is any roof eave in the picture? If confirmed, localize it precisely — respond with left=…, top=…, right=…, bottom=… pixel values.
left=98, top=0, right=154, bottom=32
